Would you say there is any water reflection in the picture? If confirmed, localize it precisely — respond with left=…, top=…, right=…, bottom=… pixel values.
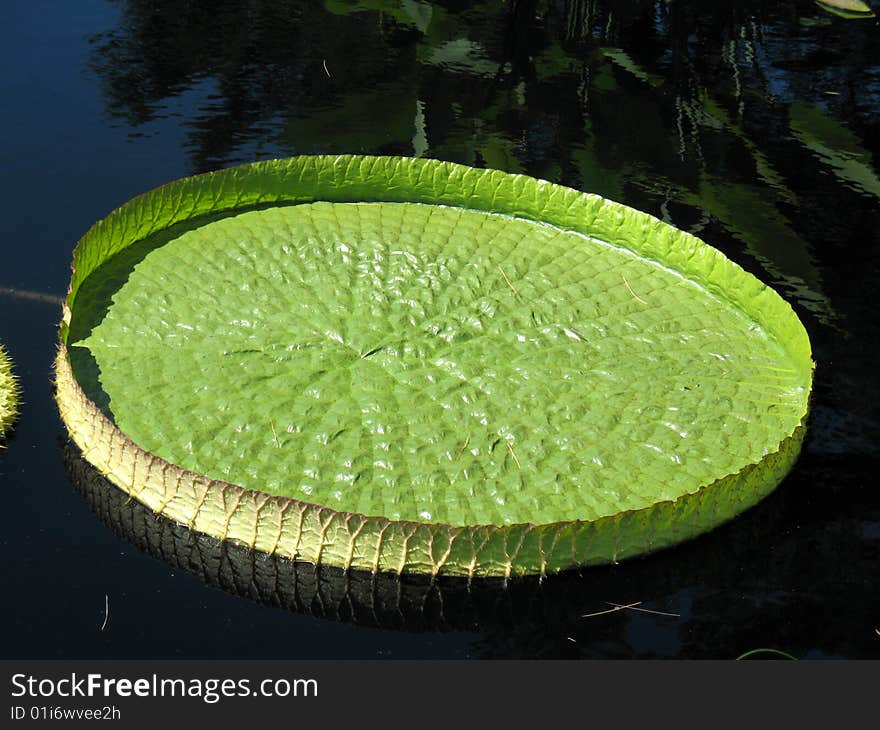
left=88, top=1, right=878, bottom=322
left=66, top=441, right=878, bottom=658
left=78, top=0, right=880, bottom=656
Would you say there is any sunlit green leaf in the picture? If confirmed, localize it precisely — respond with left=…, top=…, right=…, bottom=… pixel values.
left=59, top=156, right=813, bottom=576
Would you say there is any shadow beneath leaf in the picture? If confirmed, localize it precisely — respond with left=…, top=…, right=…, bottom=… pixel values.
left=66, top=202, right=300, bottom=421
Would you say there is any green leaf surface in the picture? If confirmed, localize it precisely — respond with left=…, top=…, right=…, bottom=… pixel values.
left=58, top=155, right=813, bottom=575
left=76, top=201, right=807, bottom=526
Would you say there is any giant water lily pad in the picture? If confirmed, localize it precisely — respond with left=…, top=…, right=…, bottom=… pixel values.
left=0, top=345, right=19, bottom=441
left=56, top=156, right=813, bottom=577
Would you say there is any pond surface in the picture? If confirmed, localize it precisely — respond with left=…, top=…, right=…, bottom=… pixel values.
left=1, top=0, right=878, bottom=659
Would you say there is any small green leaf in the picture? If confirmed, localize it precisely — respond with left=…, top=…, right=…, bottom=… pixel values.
left=814, top=0, right=875, bottom=19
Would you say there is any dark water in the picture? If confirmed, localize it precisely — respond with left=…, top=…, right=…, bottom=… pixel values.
left=1, top=0, right=878, bottom=659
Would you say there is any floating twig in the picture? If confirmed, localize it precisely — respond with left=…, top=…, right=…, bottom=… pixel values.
left=622, top=275, right=647, bottom=305
left=322, top=59, right=331, bottom=78
left=735, top=648, right=797, bottom=661
left=604, top=601, right=680, bottom=618
left=100, top=594, right=109, bottom=632
left=581, top=601, right=642, bottom=619
left=498, top=266, right=518, bottom=295
left=0, top=286, right=64, bottom=305
left=506, top=441, right=521, bottom=470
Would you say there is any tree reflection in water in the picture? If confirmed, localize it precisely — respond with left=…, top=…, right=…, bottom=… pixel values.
left=82, top=0, right=879, bottom=658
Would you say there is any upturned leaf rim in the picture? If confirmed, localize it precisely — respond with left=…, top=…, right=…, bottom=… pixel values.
left=55, top=155, right=814, bottom=577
